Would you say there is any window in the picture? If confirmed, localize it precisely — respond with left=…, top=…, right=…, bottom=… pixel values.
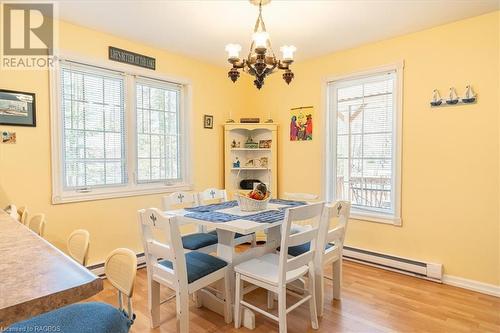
left=326, top=64, right=402, bottom=224
left=61, top=63, right=127, bottom=189
left=51, top=59, right=191, bottom=203
left=136, top=80, right=180, bottom=183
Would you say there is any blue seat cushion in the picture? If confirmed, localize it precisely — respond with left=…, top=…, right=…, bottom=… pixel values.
left=159, top=251, right=228, bottom=284
left=181, top=232, right=218, bottom=250
left=278, top=242, right=334, bottom=257
left=208, top=230, right=253, bottom=239
left=7, top=302, right=132, bottom=333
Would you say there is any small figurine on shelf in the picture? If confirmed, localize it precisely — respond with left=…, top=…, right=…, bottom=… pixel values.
left=260, top=157, right=268, bottom=168
left=244, top=136, right=259, bottom=149
left=233, top=157, right=240, bottom=168
left=231, top=139, right=237, bottom=148
left=237, top=141, right=241, bottom=148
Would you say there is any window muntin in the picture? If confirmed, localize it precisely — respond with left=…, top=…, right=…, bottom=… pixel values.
left=61, top=64, right=126, bottom=189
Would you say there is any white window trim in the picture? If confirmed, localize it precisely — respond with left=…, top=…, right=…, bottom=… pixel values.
left=323, top=61, right=404, bottom=226
left=50, top=50, right=193, bottom=204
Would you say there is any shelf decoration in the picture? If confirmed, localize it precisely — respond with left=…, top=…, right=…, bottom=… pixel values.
left=430, top=85, right=477, bottom=108
left=244, top=136, right=259, bottom=148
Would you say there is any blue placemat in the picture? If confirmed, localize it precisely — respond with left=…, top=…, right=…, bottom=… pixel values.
left=184, top=200, right=238, bottom=213
left=184, top=199, right=307, bottom=224
left=185, top=211, right=241, bottom=222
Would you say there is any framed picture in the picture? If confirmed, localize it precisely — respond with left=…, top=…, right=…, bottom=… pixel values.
left=204, top=114, right=213, bottom=129
left=0, top=89, right=36, bottom=127
left=290, top=106, right=313, bottom=141
left=259, top=139, right=272, bottom=148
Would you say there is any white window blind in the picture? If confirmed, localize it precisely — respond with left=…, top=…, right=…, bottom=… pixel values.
left=330, top=71, right=397, bottom=216
left=61, top=63, right=126, bottom=189
left=136, top=79, right=181, bottom=183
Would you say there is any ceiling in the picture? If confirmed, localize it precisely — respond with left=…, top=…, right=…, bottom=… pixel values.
left=55, top=0, right=499, bottom=66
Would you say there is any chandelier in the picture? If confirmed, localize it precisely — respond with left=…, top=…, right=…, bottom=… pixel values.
left=225, top=0, right=296, bottom=90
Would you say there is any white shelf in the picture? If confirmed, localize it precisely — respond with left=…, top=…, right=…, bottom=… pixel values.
left=231, top=167, right=270, bottom=171
left=230, top=148, right=271, bottom=151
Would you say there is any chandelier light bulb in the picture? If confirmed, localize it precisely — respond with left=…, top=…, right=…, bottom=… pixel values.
left=280, top=45, right=297, bottom=61
left=225, top=44, right=242, bottom=60
left=252, top=31, right=269, bottom=49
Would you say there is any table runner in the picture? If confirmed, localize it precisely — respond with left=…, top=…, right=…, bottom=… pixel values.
left=185, top=199, right=306, bottom=223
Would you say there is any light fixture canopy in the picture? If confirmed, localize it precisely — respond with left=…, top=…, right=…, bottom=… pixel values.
left=225, top=0, right=296, bottom=90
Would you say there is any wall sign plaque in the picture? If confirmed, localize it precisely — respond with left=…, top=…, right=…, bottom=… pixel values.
left=108, top=46, right=156, bottom=70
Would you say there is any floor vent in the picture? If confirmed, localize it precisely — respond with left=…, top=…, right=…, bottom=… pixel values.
left=343, top=246, right=443, bottom=282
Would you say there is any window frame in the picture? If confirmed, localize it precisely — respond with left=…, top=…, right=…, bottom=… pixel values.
left=324, top=62, right=403, bottom=225
left=50, top=52, right=193, bottom=204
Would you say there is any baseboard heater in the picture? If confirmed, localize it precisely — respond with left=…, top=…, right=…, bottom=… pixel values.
left=87, top=252, right=147, bottom=277
left=343, top=246, right=443, bottom=282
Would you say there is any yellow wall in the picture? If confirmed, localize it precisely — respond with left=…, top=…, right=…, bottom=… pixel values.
left=0, top=20, right=254, bottom=265
left=252, top=12, right=500, bottom=285
left=0, top=12, right=498, bottom=286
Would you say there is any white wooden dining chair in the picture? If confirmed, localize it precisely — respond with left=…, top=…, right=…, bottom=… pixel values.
left=29, top=213, right=46, bottom=237
left=281, top=201, right=350, bottom=316
left=67, top=229, right=90, bottom=266
left=162, top=191, right=218, bottom=254
left=198, top=188, right=257, bottom=247
left=314, top=201, right=350, bottom=315
left=138, top=208, right=232, bottom=332
left=234, top=202, right=324, bottom=333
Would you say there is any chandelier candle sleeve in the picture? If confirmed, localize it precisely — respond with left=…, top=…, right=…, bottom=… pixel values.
left=225, top=0, right=296, bottom=90
left=280, top=45, right=296, bottom=61
left=225, top=44, right=242, bottom=60
left=252, top=32, right=269, bottom=49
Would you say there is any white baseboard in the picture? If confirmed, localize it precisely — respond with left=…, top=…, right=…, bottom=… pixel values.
left=88, top=252, right=146, bottom=277
left=442, top=274, right=500, bottom=298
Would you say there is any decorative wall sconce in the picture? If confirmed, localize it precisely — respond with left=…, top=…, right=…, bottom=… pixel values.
left=430, top=85, right=477, bottom=108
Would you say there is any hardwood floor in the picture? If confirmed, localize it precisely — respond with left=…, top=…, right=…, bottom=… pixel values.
left=88, top=261, right=500, bottom=333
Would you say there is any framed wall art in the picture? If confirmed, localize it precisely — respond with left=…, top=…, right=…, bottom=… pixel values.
left=0, top=89, right=36, bottom=127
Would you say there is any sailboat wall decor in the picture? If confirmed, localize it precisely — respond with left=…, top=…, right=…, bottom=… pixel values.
left=430, top=85, right=477, bottom=108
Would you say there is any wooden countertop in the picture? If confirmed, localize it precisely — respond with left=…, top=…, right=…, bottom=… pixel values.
left=0, top=209, right=103, bottom=327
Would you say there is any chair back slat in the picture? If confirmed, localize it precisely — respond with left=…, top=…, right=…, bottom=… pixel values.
left=162, top=192, right=199, bottom=211
left=138, top=208, right=188, bottom=289
left=278, top=202, right=324, bottom=285
left=147, top=240, right=175, bottom=262
left=286, top=250, right=315, bottom=272
left=288, top=228, right=317, bottom=248
left=198, top=188, right=228, bottom=204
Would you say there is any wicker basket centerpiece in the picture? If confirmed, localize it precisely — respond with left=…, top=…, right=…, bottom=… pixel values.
left=235, top=192, right=271, bottom=212
left=235, top=183, right=270, bottom=212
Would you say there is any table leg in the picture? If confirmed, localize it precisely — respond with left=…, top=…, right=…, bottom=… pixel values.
left=196, top=227, right=282, bottom=330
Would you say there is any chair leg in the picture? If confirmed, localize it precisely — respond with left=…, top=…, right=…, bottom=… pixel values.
left=148, top=278, right=161, bottom=328
left=234, top=272, right=243, bottom=328
left=332, top=258, right=342, bottom=300
left=308, top=266, right=319, bottom=330
left=278, top=286, right=287, bottom=333
left=176, top=290, right=189, bottom=333
left=223, top=271, right=232, bottom=324
left=315, top=263, right=325, bottom=317
left=267, top=291, right=274, bottom=309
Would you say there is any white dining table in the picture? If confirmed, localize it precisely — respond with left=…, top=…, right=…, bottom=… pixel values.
left=165, top=202, right=294, bottom=330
